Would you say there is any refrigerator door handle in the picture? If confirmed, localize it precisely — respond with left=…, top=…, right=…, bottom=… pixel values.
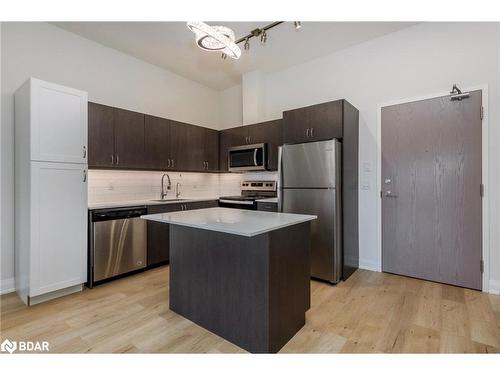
left=277, top=146, right=283, bottom=212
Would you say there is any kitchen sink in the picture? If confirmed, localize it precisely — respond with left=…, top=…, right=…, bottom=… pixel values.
left=149, top=199, right=188, bottom=202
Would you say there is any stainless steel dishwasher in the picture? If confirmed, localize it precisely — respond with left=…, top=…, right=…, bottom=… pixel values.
left=88, top=206, right=147, bottom=288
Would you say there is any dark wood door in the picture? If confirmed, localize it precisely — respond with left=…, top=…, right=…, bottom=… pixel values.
left=88, top=102, right=115, bottom=168
left=247, top=119, right=282, bottom=170
left=169, top=120, right=203, bottom=171
left=219, top=126, right=249, bottom=171
left=146, top=203, right=183, bottom=267
left=114, top=108, right=145, bottom=169
left=381, top=90, right=482, bottom=290
left=204, top=128, right=219, bottom=171
left=283, top=100, right=343, bottom=144
left=144, top=115, right=170, bottom=170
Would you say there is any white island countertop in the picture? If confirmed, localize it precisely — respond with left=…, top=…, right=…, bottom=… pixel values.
left=141, top=207, right=317, bottom=237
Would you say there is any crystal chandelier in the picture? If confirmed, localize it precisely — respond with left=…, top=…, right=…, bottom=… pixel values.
left=186, top=21, right=241, bottom=59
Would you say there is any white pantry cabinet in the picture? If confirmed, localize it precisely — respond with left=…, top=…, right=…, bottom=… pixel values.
left=15, top=78, right=88, bottom=305
left=30, top=78, right=88, bottom=164
left=29, top=162, right=88, bottom=297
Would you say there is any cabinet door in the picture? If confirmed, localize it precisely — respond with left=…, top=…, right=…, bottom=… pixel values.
left=283, top=100, right=343, bottom=144
left=88, top=102, right=115, bottom=168
left=31, top=79, right=88, bottom=164
left=204, top=128, right=219, bottom=171
left=114, top=108, right=145, bottom=169
left=247, top=119, right=282, bottom=170
left=144, top=115, right=170, bottom=170
left=219, top=126, right=249, bottom=171
left=146, top=203, right=183, bottom=267
left=170, top=120, right=205, bottom=171
left=30, top=162, right=87, bottom=296
left=308, top=100, right=343, bottom=141
left=185, top=200, right=218, bottom=210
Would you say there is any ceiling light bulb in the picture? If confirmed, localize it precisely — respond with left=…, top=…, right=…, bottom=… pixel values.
left=294, top=21, right=302, bottom=30
left=244, top=38, right=250, bottom=51
left=261, top=30, right=267, bottom=44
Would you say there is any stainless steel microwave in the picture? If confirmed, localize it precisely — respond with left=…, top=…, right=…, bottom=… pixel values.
left=228, top=143, right=267, bottom=172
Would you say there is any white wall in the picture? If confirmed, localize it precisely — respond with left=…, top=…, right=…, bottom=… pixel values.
left=219, top=83, right=243, bottom=129
left=237, top=22, right=500, bottom=292
left=0, top=22, right=223, bottom=292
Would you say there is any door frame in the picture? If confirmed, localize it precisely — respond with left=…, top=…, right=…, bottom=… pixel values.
left=376, top=84, right=490, bottom=292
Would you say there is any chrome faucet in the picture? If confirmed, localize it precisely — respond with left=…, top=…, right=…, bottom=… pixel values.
left=160, top=173, right=171, bottom=199
left=175, top=182, right=182, bottom=199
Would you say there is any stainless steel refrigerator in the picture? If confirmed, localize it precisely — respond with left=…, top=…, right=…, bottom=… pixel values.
left=278, top=139, right=342, bottom=283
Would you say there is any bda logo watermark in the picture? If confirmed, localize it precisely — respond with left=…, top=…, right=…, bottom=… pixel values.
left=1, top=339, right=17, bottom=353
left=1, top=339, right=49, bottom=353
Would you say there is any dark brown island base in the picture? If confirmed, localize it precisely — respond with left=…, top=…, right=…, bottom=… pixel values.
left=142, top=207, right=317, bottom=353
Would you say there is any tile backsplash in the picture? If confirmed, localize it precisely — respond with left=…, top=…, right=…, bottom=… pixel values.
left=88, top=170, right=277, bottom=204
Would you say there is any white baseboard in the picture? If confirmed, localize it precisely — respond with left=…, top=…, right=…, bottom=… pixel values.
left=358, top=258, right=379, bottom=272
left=0, top=278, right=15, bottom=295
left=489, top=280, right=500, bottom=295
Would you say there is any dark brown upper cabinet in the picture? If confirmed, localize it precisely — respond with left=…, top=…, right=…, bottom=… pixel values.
left=88, top=102, right=115, bottom=168
left=283, top=100, right=343, bottom=144
left=219, top=126, right=249, bottom=171
left=246, top=119, right=282, bottom=171
left=203, top=128, right=219, bottom=172
left=144, top=115, right=170, bottom=170
left=113, top=108, right=145, bottom=169
left=169, top=120, right=201, bottom=171
left=219, top=120, right=283, bottom=171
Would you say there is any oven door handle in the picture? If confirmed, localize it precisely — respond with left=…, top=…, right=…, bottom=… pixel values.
left=219, top=199, right=255, bottom=205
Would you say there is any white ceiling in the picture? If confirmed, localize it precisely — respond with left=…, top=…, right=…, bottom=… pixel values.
left=52, top=22, right=416, bottom=90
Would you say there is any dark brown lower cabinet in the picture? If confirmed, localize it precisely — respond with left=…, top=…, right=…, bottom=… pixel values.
left=256, top=201, right=278, bottom=212
left=146, top=200, right=218, bottom=267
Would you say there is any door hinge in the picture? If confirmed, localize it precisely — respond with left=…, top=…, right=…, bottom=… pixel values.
left=480, top=106, right=484, bottom=120
left=480, top=183, right=484, bottom=197
left=480, top=260, right=484, bottom=274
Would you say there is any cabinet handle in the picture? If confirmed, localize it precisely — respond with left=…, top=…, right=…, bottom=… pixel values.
left=83, top=169, right=87, bottom=182
left=167, top=159, right=170, bottom=168
left=83, top=145, right=87, bottom=159
left=172, top=159, right=175, bottom=168
left=310, top=127, right=314, bottom=138
left=306, top=128, right=310, bottom=137
left=116, top=155, right=120, bottom=165
left=111, top=155, right=114, bottom=164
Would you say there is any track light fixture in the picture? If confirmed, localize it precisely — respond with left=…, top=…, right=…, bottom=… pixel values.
left=260, top=30, right=267, bottom=44
left=189, top=22, right=300, bottom=61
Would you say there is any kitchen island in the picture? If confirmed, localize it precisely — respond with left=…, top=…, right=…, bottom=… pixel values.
left=142, top=207, right=316, bottom=353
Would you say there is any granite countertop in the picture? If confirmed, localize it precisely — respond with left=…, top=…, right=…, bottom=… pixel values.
left=141, top=207, right=316, bottom=237
left=88, top=197, right=219, bottom=210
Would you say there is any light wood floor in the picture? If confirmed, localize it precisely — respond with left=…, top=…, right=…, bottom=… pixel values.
left=1, top=266, right=500, bottom=353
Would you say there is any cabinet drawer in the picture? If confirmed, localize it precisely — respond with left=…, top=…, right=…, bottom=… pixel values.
left=256, top=201, right=278, bottom=212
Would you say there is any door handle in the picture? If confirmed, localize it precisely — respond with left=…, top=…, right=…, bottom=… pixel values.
left=253, top=148, right=258, bottom=166
left=83, top=169, right=87, bottom=182
left=83, top=145, right=87, bottom=159
left=385, top=191, right=398, bottom=198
